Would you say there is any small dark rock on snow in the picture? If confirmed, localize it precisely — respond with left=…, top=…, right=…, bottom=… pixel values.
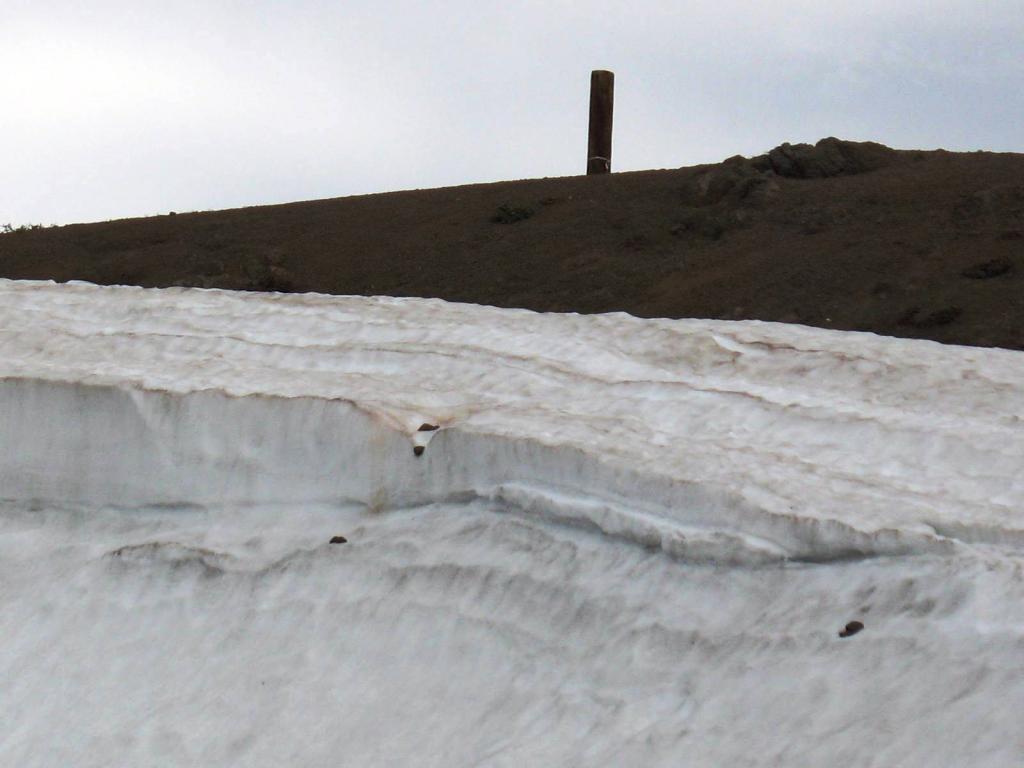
left=838, top=620, right=864, bottom=638
left=329, top=535, right=347, bottom=544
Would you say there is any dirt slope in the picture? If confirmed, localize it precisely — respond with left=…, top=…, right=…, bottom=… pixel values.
left=3, top=138, right=1023, bottom=349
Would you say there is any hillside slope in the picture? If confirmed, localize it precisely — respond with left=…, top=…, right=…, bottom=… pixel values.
left=3, top=139, right=1023, bottom=349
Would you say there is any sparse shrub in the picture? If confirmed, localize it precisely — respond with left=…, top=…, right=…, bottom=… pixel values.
left=961, top=258, right=1012, bottom=279
left=898, top=306, right=962, bottom=328
left=242, top=254, right=295, bottom=293
left=1, top=222, right=53, bottom=234
left=491, top=204, right=534, bottom=224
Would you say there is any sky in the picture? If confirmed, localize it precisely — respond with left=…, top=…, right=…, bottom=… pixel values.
left=2, top=0, right=1022, bottom=225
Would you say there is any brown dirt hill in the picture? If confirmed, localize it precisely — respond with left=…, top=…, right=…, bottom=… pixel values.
left=3, top=138, right=1023, bottom=350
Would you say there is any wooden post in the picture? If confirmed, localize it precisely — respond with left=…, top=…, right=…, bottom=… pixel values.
left=587, top=70, right=614, bottom=175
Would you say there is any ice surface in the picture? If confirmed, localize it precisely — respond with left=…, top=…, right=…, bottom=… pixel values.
left=1, top=279, right=1023, bottom=766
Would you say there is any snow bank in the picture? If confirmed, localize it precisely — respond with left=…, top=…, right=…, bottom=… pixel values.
left=2, top=279, right=1023, bottom=766
left=2, top=279, right=1023, bottom=561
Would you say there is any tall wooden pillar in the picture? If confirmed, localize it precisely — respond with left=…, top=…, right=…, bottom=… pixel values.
left=587, top=70, right=614, bottom=174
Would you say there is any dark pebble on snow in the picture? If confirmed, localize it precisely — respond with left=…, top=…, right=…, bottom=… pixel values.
left=838, top=620, right=864, bottom=638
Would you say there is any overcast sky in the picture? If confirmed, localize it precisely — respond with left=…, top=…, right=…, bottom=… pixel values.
left=3, top=1, right=1022, bottom=225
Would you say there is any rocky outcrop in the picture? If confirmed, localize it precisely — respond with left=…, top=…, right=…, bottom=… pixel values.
left=753, top=137, right=900, bottom=179
left=675, top=139, right=900, bottom=240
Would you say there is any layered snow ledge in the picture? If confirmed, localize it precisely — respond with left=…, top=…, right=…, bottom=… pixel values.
left=2, top=279, right=1023, bottom=563
left=5, top=280, right=1024, bottom=767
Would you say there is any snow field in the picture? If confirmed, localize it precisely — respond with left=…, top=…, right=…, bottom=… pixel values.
left=1, top=279, right=1023, bottom=766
